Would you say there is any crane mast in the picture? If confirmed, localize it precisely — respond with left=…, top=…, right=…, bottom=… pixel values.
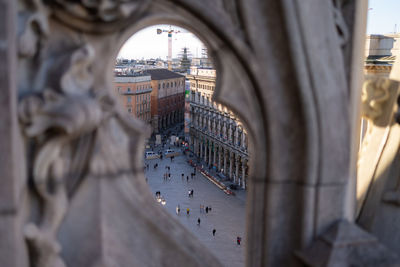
left=157, top=26, right=180, bottom=70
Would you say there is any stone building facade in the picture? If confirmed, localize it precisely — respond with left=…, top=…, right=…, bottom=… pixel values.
left=145, top=69, right=185, bottom=133
left=188, top=67, right=249, bottom=188
left=364, top=34, right=400, bottom=77
left=114, top=74, right=152, bottom=124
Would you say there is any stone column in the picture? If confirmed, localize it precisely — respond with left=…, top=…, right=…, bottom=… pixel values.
left=196, top=138, right=200, bottom=157
left=241, top=159, right=247, bottom=189
left=229, top=151, right=233, bottom=180
left=204, top=140, right=208, bottom=163
left=213, top=144, right=217, bottom=166
left=0, top=1, right=23, bottom=266
left=209, top=143, right=212, bottom=167
left=242, top=132, right=247, bottom=150
left=223, top=149, right=227, bottom=175
left=235, top=155, right=240, bottom=184
left=218, top=146, right=222, bottom=171
left=199, top=140, right=203, bottom=159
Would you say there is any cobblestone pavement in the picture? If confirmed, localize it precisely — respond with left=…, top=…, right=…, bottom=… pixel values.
left=145, top=147, right=246, bottom=267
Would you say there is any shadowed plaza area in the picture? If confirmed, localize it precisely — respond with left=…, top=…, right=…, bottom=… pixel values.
left=145, top=148, right=246, bottom=267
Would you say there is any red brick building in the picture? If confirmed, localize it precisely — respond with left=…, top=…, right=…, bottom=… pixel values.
left=145, top=69, right=185, bottom=133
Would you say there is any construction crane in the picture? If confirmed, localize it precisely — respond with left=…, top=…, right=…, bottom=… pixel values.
left=157, top=26, right=181, bottom=70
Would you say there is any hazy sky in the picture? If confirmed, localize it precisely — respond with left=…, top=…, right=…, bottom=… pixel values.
left=118, top=2, right=400, bottom=60
left=118, top=25, right=204, bottom=60
left=367, top=0, right=400, bottom=34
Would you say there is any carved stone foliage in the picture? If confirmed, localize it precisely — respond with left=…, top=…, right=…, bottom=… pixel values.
left=18, top=41, right=117, bottom=267
left=48, top=0, right=152, bottom=33
left=332, top=0, right=350, bottom=48
left=361, top=78, right=391, bottom=124
left=17, top=0, right=225, bottom=266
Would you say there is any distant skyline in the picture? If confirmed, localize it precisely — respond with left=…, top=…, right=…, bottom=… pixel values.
left=118, top=2, right=400, bottom=60
left=367, top=0, right=400, bottom=34
left=117, top=25, right=205, bottom=60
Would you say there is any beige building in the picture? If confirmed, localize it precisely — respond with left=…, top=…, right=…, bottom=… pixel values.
left=114, top=74, right=152, bottom=124
left=188, top=67, right=249, bottom=189
left=364, top=34, right=400, bottom=77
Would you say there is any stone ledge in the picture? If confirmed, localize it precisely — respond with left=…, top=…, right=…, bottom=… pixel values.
left=296, top=220, right=400, bottom=267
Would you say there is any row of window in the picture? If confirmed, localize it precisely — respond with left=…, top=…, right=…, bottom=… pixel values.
left=192, top=116, right=248, bottom=149
left=190, top=82, right=215, bottom=91
left=117, top=85, right=152, bottom=93
left=127, top=109, right=151, bottom=123
left=126, top=94, right=151, bottom=103
left=136, top=103, right=150, bottom=113
left=158, top=79, right=184, bottom=90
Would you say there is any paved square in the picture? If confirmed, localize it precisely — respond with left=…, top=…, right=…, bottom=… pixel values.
left=145, top=148, right=246, bottom=267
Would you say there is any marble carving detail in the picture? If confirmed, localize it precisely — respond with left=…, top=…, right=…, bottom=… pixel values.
left=49, top=0, right=151, bottom=32
left=332, top=0, right=350, bottom=48
left=18, top=43, right=118, bottom=267
left=17, top=3, right=130, bottom=265
left=361, top=78, right=391, bottom=122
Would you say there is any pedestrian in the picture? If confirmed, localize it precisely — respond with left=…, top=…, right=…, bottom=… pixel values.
left=186, top=208, right=190, bottom=215
left=205, top=206, right=209, bottom=213
left=191, top=189, right=194, bottom=197
left=176, top=205, right=180, bottom=215
left=237, top=236, right=241, bottom=245
left=197, top=218, right=201, bottom=226
left=188, top=190, right=191, bottom=197
left=212, top=229, right=216, bottom=236
left=209, top=205, right=212, bottom=212
left=186, top=176, right=189, bottom=182
left=168, top=173, right=171, bottom=178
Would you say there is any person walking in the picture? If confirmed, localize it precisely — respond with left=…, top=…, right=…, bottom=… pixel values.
left=186, top=176, right=189, bottom=182
left=186, top=208, right=190, bottom=215
left=237, top=236, right=241, bottom=245
left=212, top=229, right=216, bottom=236
left=176, top=205, right=180, bottom=215
left=205, top=206, right=209, bottom=213
left=197, top=218, right=201, bottom=226
left=191, top=189, right=194, bottom=197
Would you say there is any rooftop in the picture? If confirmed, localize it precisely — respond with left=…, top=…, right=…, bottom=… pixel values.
left=144, top=69, right=185, bottom=80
